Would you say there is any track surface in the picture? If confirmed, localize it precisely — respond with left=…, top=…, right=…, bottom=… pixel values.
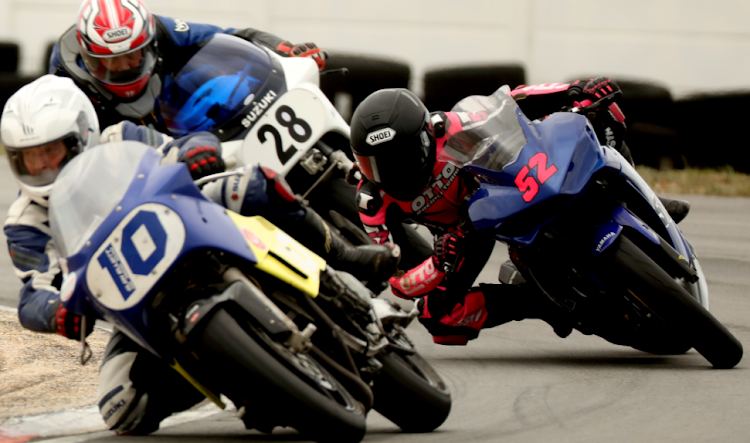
left=1, top=156, right=749, bottom=442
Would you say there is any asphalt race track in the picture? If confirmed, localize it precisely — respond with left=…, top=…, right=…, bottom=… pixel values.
left=1, top=155, right=750, bottom=442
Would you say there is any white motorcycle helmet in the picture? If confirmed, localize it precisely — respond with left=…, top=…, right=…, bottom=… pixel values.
left=1, top=75, right=100, bottom=206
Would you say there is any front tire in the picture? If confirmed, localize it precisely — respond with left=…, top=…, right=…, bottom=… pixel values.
left=371, top=350, right=452, bottom=432
left=610, top=235, right=743, bottom=369
left=194, top=309, right=366, bottom=443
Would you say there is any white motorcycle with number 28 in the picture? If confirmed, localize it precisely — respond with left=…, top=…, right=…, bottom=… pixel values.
left=158, top=33, right=367, bottom=242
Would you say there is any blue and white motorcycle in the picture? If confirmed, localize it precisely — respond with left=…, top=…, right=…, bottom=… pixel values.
left=156, top=33, right=431, bottom=257
left=440, top=86, right=742, bottom=369
left=48, top=142, right=451, bottom=442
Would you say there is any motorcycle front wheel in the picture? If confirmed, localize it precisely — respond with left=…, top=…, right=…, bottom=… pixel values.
left=371, top=327, right=452, bottom=432
left=610, top=235, right=743, bottom=369
left=193, top=308, right=366, bottom=443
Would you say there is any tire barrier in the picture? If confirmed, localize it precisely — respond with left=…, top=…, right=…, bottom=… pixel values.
left=319, top=52, right=411, bottom=123
left=0, top=42, right=19, bottom=73
left=567, top=76, right=682, bottom=169
left=674, top=90, right=750, bottom=173
left=422, top=64, right=526, bottom=112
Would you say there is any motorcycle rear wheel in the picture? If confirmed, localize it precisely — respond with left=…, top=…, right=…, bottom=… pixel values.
left=610, top=235, right=743, bottom=369
left=194, top=308, right=366, bottom=443
left=371, top=348, right=452, bottom=432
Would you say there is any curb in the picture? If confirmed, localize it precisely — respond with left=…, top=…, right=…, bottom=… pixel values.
left=0, top=306, right=224, bottom=442
left=0, top=399, right=230, bottom=443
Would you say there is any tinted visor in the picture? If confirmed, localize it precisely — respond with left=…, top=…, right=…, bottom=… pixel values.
left=6, top=136, right=81, bottom=188
left=81, top=45, right=156, bottom=86
left=355, top=129, right=434, bottom=201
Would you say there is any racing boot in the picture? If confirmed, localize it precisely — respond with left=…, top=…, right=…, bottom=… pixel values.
left=300, top=207, right=401, bottom=283
left=481, top=283, right=573, bottom=338
left=659, top=196, right=691, bottom=224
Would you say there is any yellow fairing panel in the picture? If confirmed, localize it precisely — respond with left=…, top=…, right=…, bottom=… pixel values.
left=226, top=211, right=325, bottom=297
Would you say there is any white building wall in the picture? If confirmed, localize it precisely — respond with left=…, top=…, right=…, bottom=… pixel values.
left=5, top=0, right=750, bottom=97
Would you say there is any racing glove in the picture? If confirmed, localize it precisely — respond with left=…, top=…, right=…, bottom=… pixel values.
left=567, top=77, right=627, bottom=156
left=276, top=41, right=327, bottom=70
left=433, top=230, right=466, bottom=273
left=50, top=300, right=94, bottom=340
left=177, top=136, right=226, bottom=180
left=568, top=77, right=622, bottom=107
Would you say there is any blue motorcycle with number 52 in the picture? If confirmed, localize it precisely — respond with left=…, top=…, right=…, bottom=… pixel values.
left=440, top=86, right=742, bottom=369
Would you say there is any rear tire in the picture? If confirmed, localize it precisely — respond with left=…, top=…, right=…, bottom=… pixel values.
left=194, top=309, right=366, bottom=443
left=611, top=235, right=743, bottom=369
left=372, top=351, right=452, bottom=432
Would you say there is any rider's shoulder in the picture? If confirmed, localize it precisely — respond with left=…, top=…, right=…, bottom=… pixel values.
left=5, top=194, right=48, bottom=231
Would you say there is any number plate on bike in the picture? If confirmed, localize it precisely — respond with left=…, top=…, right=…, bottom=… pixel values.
left=241, top=88, right=326, bottom=176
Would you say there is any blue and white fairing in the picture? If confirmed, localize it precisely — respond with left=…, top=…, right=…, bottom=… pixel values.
left=439, top=87, right=692, bottom=263
left=49, top=142, right=255, bottom=355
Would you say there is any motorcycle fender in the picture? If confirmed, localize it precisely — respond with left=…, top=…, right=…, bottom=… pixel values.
left=591, top=206, right=658, bottom=257
left=181, top=280, right=292, bottom=341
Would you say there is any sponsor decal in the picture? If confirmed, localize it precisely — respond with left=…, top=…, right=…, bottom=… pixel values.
left=456, top=309, right=486, bottom=327
left=174, top=19, right=190, bottom=32
left=8, top=246, right=42, bottom=270
left=397, top=258, right=438, bottom=296
left=241, top=226, right=268, bottom=251
left=596, top=231, right=617, bottom=252
left=411, top=162, right=458, bottom=214
left=604, top=126, right=617, bottom=147
left=97, top=244, right=136, bottom=297
left=60, top=272, right=77, bottom=302
left=366, top=127, right=396, bottom=146
left=103, top=399, right=127, bottom=421
left=241, top=90, right=278, bottom=128
left=103, top=26, right=132, bottom=43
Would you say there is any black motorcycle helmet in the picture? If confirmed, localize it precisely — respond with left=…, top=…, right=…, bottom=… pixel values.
left=350, top=88, right=436, bottom=201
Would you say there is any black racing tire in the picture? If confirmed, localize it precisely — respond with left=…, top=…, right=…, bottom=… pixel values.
left=423, top=64, right=527, bottom=112
left=611, top=235, right=743, bottom=369
left=371, top=351, right=452, bottom=432
left=194, top=309, right=366, bottom=443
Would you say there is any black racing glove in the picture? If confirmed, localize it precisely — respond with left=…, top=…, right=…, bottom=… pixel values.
left=568, top=77, right=622, bottom=108
left=179, top=144, right=226, bottom=180
left=433, top=230, right=465, bottom=273
left=567, top=77, right=627, bottom=154
left=50, top=300, right=94, bottom=340
left=276, top=41, right=327, bottom=70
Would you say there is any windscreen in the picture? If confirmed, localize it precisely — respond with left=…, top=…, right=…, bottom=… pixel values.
left=158, top=33, right=276, bottom=137
left=439, top=86, right=527, bottom=172
left=49, top=141, right=151, bottom=257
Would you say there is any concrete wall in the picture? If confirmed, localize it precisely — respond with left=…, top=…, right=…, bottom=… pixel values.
left=4, top=0, right=750, bottom=97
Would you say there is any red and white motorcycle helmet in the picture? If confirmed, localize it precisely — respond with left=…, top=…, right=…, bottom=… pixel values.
left=76, top=0, right=157, bottom=99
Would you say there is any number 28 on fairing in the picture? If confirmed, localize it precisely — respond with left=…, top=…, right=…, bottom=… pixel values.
left=86, top=204, right=186, bottom=311
left=514, top=153, right=558, bottom=202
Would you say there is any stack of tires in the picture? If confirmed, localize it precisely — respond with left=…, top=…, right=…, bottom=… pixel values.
left=673, top=90, right=750, bottom=173
left=319, top=52, right=411, bottom=123
left=422, top=63, right=526, bottom=112
left=0, top=42, right=38, bottom=109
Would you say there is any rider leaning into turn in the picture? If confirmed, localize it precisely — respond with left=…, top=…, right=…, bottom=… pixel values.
left=1, top=75, right=398, bottom=434
left=348, top=79, right=690, bottom=346
left=48, top=0, right=327, bottom=132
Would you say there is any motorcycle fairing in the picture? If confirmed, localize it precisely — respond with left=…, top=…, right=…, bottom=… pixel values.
left=591, top=206, right=659, bottom=257
left=226, top=211, right=326, bottom=297
left=159, top=33, right=288, bottom=141
left=63, top=149, right=257, bottom=353
left=237, top=84, right=350, bottom=176
left=467, top=111, right=606, bottom=244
